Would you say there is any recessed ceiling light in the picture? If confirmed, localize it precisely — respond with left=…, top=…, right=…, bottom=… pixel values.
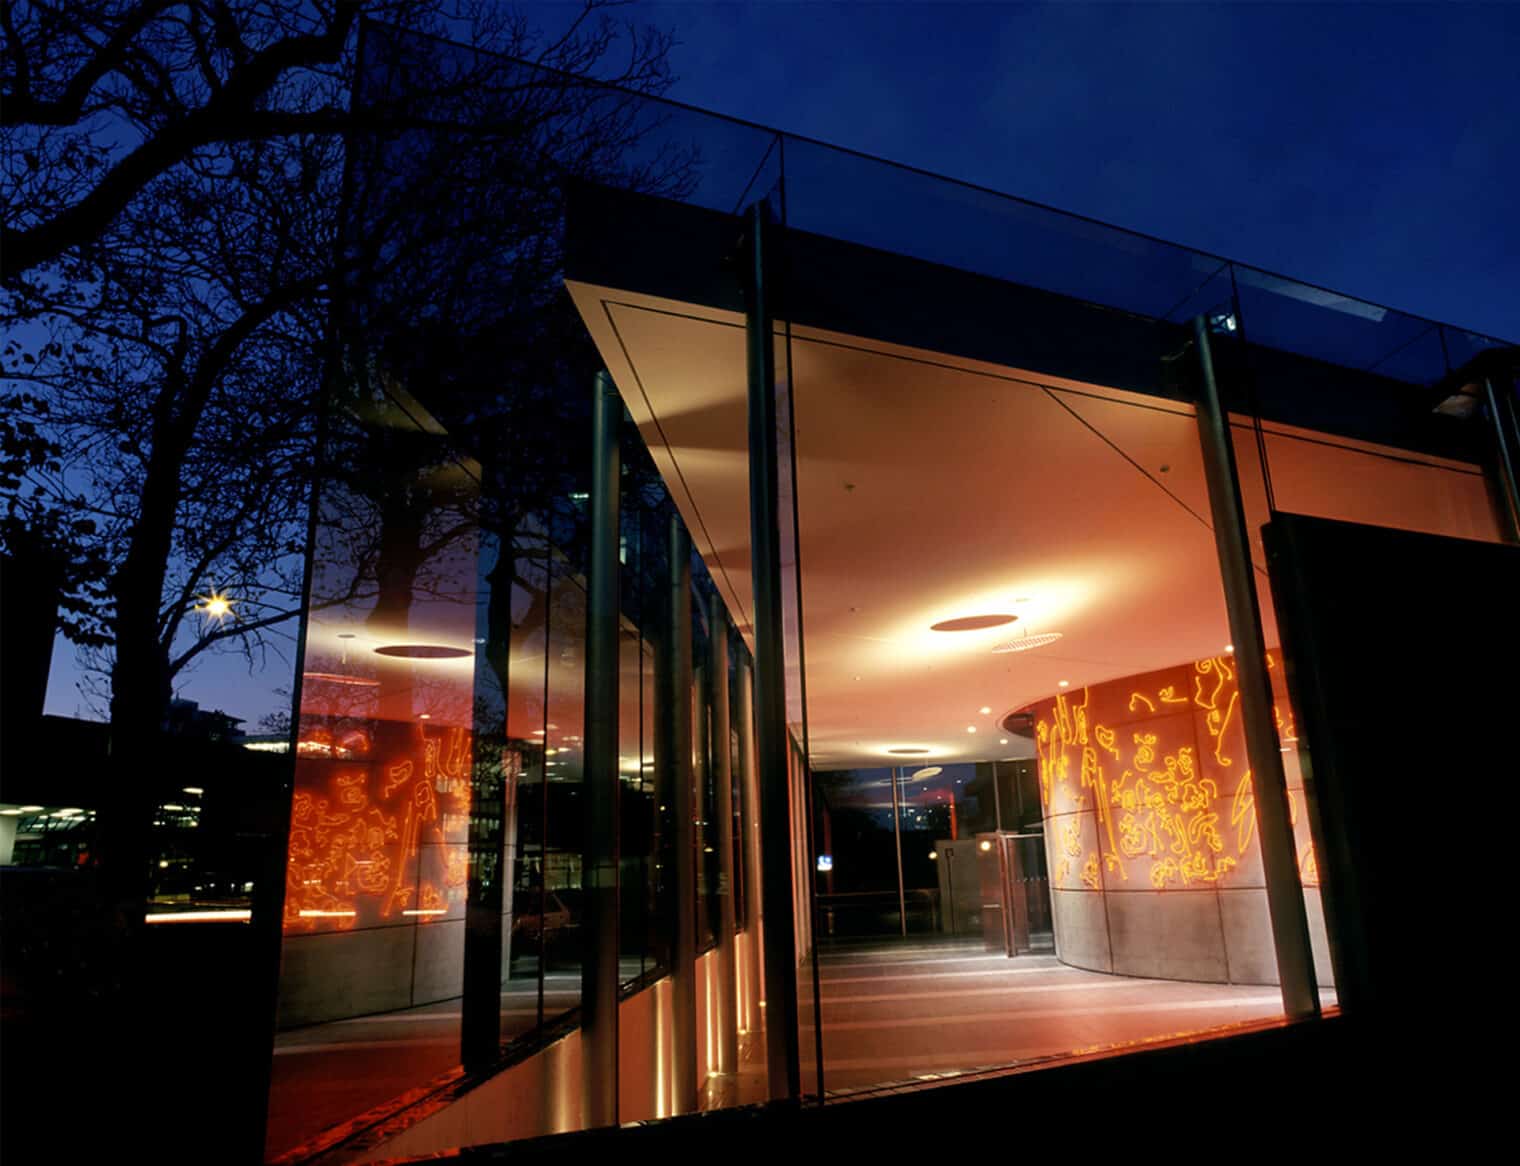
left=999, top=738, right=1009, bottom=745
left=1058, top=680, right=1070, bottom=688
left=991, top=632, right=1063, bottom=653
left=966, top=726, right=977, bottom=733
left=419, top=713, right=431, bottom=720
left=373, top=644, right=471, bottom=659
left=1224, top=644, right=1235, bottom=653
left=930, top=614, right=1017, bottom=632
left=978, top=706, right=992, bottom=716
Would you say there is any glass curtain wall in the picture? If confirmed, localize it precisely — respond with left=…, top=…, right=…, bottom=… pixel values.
left=778, top=138, right=1306, bottom=1096
left=266, top=22, right=801, bottom=1155
left=262, top=19, right=1517, bottom=1153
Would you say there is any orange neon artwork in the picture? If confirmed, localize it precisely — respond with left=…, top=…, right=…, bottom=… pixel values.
left=1027, top=652, right=1319, bottom=892
left=284, top=721, right=472, bottom=932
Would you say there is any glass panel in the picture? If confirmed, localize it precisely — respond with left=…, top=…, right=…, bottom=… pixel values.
left=1441, top=324, right=1516, bottom=375
left=503, top=525, right=549, bottom=1037
left=616, top=446, right=656, bottom=987
left=782, top=137, right=1225, bottom=321
left=783, top=233, right=1292, bottom=1094
left=1231, top=266, right=1449, bottom=385
left=268, top=387, right=476, bottom=1157
left=541, top=500, right=587, bottom=1020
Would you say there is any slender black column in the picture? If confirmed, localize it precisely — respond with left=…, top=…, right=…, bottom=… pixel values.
left=890, top=767, right=907, bottom=938
left=668, top=517, right=697, bottom=1113
left=1483, top=373, right=1520, bottom=543
left=462, top=528, right=512, bottom=1070
left=694, top=663, right=709, bottom=950
left=736, top=657, right=764, bottom=1036
left=1193, top=316, right=1318, bottom=1020
left=743, top=199, right=802, bottom=1099
left=580, top=370, right=622, bottom=1126
left=709, top=598, right=739, bottom=1073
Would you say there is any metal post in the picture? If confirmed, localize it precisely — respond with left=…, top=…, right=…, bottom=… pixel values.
left=990, top=760, right=1004, bottom=832
left=743, top=198, right=802, bottom=1100
left=890, top=767, right=907, bottom=938
left=694, top=663, right=709, bottom=947
left=580, top=370, right=622, bottom=1126
left=462, top=533, right=508, bottom=1070
left=668, top=517, right=697, bottom=1113
left=1483, top=374, right=1520, bottom=543
left=709, top=598, right=739, bottom=1074
left=1192, top=316, right=1319, bottom=1019
left=736, top=657, right=764, bottom=1036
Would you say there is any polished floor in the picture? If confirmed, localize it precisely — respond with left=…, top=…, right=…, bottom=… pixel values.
left=269, top=938, right=1334, bottom=1157
left=711, top=935, right=1336, bottom=1103
left=266, top=967, right=584, bottom=1160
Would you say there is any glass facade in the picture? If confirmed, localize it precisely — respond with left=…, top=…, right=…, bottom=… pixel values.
left=246, top=22, right=1517, bottom=1153
left=6, top=21, right=1512, bottom=1165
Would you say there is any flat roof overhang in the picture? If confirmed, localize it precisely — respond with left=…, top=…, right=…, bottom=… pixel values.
left=564, top=183, right=1498, bottom=769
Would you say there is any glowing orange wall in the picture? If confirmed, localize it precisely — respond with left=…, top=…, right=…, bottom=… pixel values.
left=1020, top=653, right=1332, bottom=985
left=284, top=719, right=473, bottom=932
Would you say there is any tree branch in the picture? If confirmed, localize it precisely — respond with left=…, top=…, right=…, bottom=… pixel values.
left=3, top=0, right=361, bottom=276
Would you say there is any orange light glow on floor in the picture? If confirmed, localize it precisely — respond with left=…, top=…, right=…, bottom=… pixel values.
left=1027, top=652, right=1319, bottom=892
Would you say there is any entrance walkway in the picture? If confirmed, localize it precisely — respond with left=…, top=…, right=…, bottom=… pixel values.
left=798, top=935, right=1330, bottom=1095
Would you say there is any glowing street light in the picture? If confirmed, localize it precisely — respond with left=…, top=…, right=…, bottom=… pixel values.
left=197, top=590, right=234, bottom=620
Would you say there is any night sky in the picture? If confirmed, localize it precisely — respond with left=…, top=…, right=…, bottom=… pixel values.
left=43, top=1, right=1519, bottom=726
left=545, top=0, right=1517, bottom=340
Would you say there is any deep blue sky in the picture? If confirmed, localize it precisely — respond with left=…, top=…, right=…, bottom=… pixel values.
left=539, top=0, right=1518, bottom=341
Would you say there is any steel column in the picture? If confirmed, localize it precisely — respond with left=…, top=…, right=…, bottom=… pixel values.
left=1192, top=316, right=1319, bottom=1019
left=668, top=517, right=697, bottom=1113
left=890, top=767, right=907, bottom=938
left=580, top=370, right=622, bottom=1126
left=709, top=596, right=739, bottom=1073
left=736, top=657, right=764, bottom=1036
left=461, top=531, right=508, bottom=1070
left=743, top=199, right=802, bottom=1099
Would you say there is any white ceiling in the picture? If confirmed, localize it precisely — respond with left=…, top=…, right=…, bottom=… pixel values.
left=570, top=282, right=1497, bottom=771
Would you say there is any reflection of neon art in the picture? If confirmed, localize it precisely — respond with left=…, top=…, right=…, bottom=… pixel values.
left=284, top=723, right=471, bottom=931
left=1030, top=653, right=1318, bottom=892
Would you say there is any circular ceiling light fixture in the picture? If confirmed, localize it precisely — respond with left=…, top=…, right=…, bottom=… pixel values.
left=930, top=614, right=1017, bottom=633
left=909, top=766, right=943, bottom=780
left=991, top=630, right=1064, bottom=654
left=373, top=644, right=472, bottom=659
left=886, top=747, right=931, bottom=756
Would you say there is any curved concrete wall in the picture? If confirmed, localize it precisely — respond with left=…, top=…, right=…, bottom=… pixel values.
left=1022, top=653, right=1333, bottom=987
